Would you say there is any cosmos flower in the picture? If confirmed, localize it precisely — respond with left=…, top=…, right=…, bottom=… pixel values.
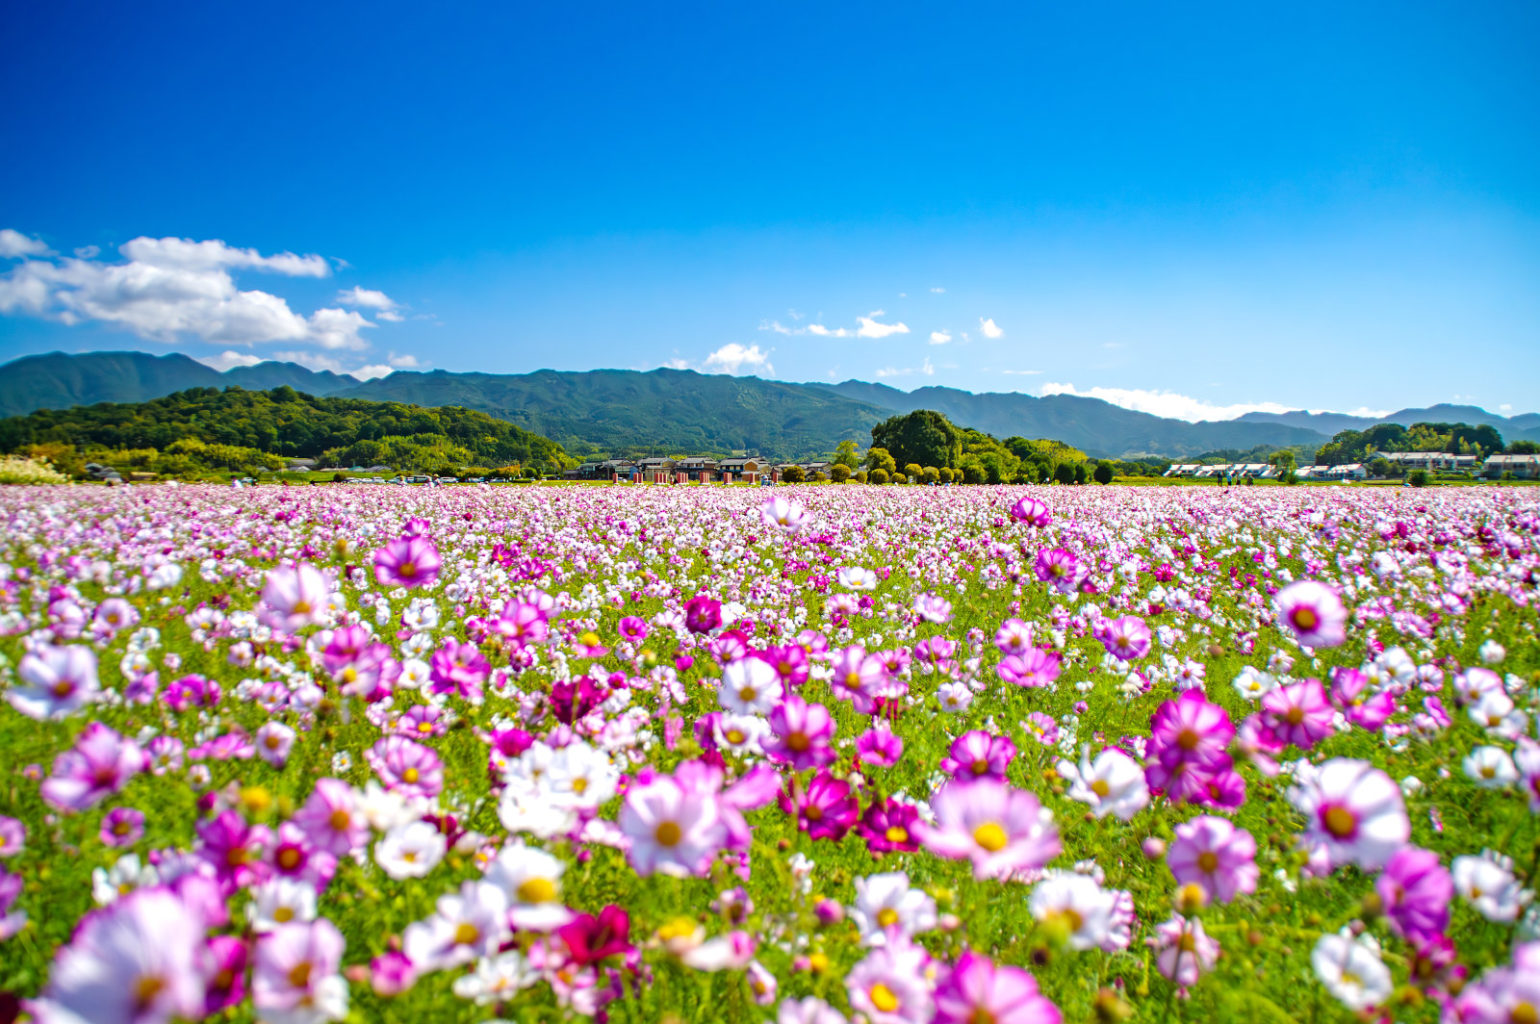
left=1151, top=914, right=1221, bottom=988
left=11, top=644, right=100, bottom=720
left=1375, top=846, right=1452, bottom=941
left=1311, top=930, right=1391, bottom=1011
left=1274, top=580, right=1347, bottom=648
left=933, top=952, right=1061, bottom=1024
left=1259, top=678, right=1335, bottom=751
left=761, top=496, right=809, bottom=533
left=253, top=918, right=349, bottom=1021
left=763, top=697, right=837, bottom=771
left=1057, top=746, right=1149, bottom=821
left=1288, top=758, right=1409, bottom=872
left=917, top=779, right=1061, bottom=881
left=618, top=773, right=727, bottom=878
left=1166, top=816, right=1258, bottom=903
left=40, top=723, right=145, bottom=812
left=1009, top=496, right=1051, bottom=527
left=373, top=534, right=442, bottom=589
left=258, top=563, right=333, bottom=633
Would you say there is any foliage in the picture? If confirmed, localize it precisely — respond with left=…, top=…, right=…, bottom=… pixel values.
left=780, top=465, right=807, bottom=484
left=870, top=410, right=962, bottom=470
left=0, top=455, right=69, bottom=484
left=829, top=464, right=851, bottom=484
left=1316, top=422, right=1504, bottom=466
left=1093, top=460, right=1115, bottom=484
left=868, top=468, right=890, bottom=485
left=0, top=386, right=570, bottom=476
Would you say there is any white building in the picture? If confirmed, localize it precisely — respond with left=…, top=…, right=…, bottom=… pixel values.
left=1483, top=453, right=1540, bottom=479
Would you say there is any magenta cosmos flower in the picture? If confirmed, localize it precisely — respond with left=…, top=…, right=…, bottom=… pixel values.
left=1375, top=846, right=1453, bottom=942
left=1009, top=496, right=1051, bottom=527
left=1099, top=615, right=1152, bottom=661
left=1260, top=677, right=1335, bottom=750
left=763, top=697, right=837, bottom=771
left=1289, top=757, right=1409, bottom=871
left=1274, top=579, right=1347, bottom=648
left=1034, top=548, right=1080, bottom=594
left=933, top=952, right=1061, bottom=1024
left=916, top=779, right=1061, bottom=881
left=940, top=730, right=1018, bottom=781
left=779, top=771, right=859, bottom=842
left=685, top=594, right=723, bottom=635
left=367, top=736, right=444, bottom=799
left=1167, top=815, right=1259, bottom=904
left=373, top=534, right=442, bottom=589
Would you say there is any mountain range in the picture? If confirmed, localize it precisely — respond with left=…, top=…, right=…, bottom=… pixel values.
left=3, top=350, right=1537, bottom=460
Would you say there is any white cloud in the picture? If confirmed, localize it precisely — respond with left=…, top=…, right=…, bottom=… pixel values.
left=1000, top=369, right=1042, bottom=376
left=387, top=352, right=423, bottom=369
left=856, top=312, right=910, bottom=339
left=663, top=356, right=692, bottom=370
left=0, top=229, right=51, bottom=259
left=929, top=330, right=951, bottom=345
left=979, top=317, right=1004, bottom=339
left=806, top=323, right=853, bottom=338
left=703, top=343, right=773, bottom=375
left=930, top=286, right=945, bottom=294
left=197, top=350, right=264, bottom=371
left=272, top=350, right=349, bottom=374
left=1036, top=382, right=1304, bottom=422
left=875, top=357, right=934, bottom=379
left=376, top=310, right=404, bottom=322
left=0, top=231, right=401, bottom=357
left=352, top=364, right=395, bottom=380
left=1500, top=403, right=1514, bottom=413
left=336, top=285, right=397, bottom=310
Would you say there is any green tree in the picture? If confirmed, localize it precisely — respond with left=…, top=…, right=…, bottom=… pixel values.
left=1053, top=463, right=1075, bottom=485
left=1508, top=440, right=1540, bottom=454
left=1073, top=462, right=1089, bottom=485
left=781, top=465, right=806, bottom=484
left=1093, top=460, right=1115, bottom=484
left=922, top=466, right=940, bottom=485
left=864, top=447, right=898, bottom=476
left=870, top=410, right=960, bottom=469
left=829, top=463, right=851, bottom=483
left=959, top=457, right=986, bottom=485
left=903, top=462, right=923, bottom=482
left=1268, top=449, right=1298, bottom=474
left=833, top=440, right=861, bottom=469
left=868, top=468, right=890, bottom=485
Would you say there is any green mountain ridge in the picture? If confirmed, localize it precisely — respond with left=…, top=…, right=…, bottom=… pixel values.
left=3, top=351, right=1537, bottom=459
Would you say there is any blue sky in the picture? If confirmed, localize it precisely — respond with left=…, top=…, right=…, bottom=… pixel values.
left=2, top=1, right=1537, bottom=420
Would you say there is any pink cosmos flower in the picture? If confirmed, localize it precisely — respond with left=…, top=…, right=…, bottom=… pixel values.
left=617, top=615, right=649, bottom=643
left=1034, top=548, right=1081, bottom=594
left=367, top=736, right=444, bottom=799
left=994, top=618, right=1035, bottom=656
left=933, top=952, right=1062, bottom=1024
left=11, top=644, right=100, bottom=720
left=1009, top=496, right=1051, bottom=527
left=1150, top=914, right=1220, bottom=988
left=940, top=730, right=1018, bottom=781
left=0, top=816, right=24, bottom=857
left=830, top=644, right=889, bottom=715
left=428, top=638, right=491, bottom=701
left=100, top=808, right=145, bottom=848
left=762, top=496, right=809, bottom=532
left=1167, top=816, right=1259, bottom=904
left=1147, top=690, right=1234, bottom=771
left=1289, top=757, right=1409, bottom=871
left=1099, top=615, right=1151, bottom=661
left=763, top=697, right=837, bottom=771
left=253, top=918, right=348, bottom=1018
left=373, top=534, right=442, bottom=589
left=265, top=823, right=337, bottom=891
left=847, top=944, right=934, bottom=1024
left=31, top=888, right=209, bottom=1024
left=913, top=593, right=953, bottom=623
left=40, top=723, right=145, bottom=812
left=618, top=773, right=727, bottom=877
left=258, top=562, right=332, bottom=633
left=916, top=779, right=1061, bottom=881
left=291, top=778, right=369, bottom=858
left=856, top=797, right=923, bottom=854
left=1376, top=846, right=1452, bottom=942
left=1259, top=677, right=1335, bottom=750
left=495, top=601, right=550, bottom=648
left=762, top=644, right=811, bottom=689
left=1274, top=579, right=1347, bottom=648
left=255, top=721, right=297, bottom=767
left=1331, top=668, right=1396, bottom=732
left=857, top=724, right=905, bottom=767
left=997, top=648, right=1061, bottom=689
left=198, top=810, right=273, bottom=890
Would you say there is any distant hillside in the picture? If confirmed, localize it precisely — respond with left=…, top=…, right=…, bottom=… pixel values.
left=4, top=349, right=1535, bottom=459
left=337, top=367, right=893, bottom=459
left=1237, top=404, right=1540, bottom=444
left=0, top=351, right=357, bottom=418
left=810, top=381, right=1332, bottom=458
left=0, top=385, right=567, bottom=473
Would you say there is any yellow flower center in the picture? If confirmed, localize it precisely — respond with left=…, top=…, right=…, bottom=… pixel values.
left=1323, top=806, right=1356, bottom=839
left=869, top=983, right=900, bottom=1013
left=1091, top=779, right=1111, bottom=797
left=973, top=822, right=1009, bottom=852
left=453, top=922, right=480, bottom=946
left=877, top=907, right=900, bottom=928
left=885, top=826, right=909, bottom=844
left=517, top=877, right=558, bottom=904
left=1197, top=851, right=1219, bottom=873
left=655, top=820, right=683, bottom=847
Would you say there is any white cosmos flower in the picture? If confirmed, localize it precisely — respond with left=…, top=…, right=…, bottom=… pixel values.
left=837, top=567, right=878, bottom=591
left=498, top=777, right=578, bottom=840
left=1058, top=745, right=1149, bottom=821
left=397, top=658, right=431, bottom=690
left=1312, top=930, right=1392, bottom=1011
left=451, top=951, right=538, bottom=1004
left=714, top=713, right=769, bottom=756
left=91, top=853, right=160, bottom=905
left=1029, top=872, right=1116, bottom=951
left=375, top=821, right=448, bottom=880
left=485, top=842, right=573, bottom=931
left=545, top=741, right=619, bottom=812
left=1453, top=851, right=1534, bottom=923
left=1463, top=746, right=1518, bottom=789
left=719, top=657, right=782, bottom=716
left=250, top=876, right=321, bottom=932
left=850, top=872, right=936, bottom=947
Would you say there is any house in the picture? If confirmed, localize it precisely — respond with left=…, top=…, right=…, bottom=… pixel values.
left=718, top=456, right=764, bottom=484
left=1378, top=452, right=1478, bottom=474
left=1484, top=453, right=1540, bottom=480
left=597, top=459, right=639, bottom=482
left=1162, top=464, right=1201, bottom=478
left=635, top=457, right=675, bottom=483
left=1327, top=463, right=1367, bottom=480
left=676, top=456, right=719, bottom=482
left=798, top=461, right=833, bottom=478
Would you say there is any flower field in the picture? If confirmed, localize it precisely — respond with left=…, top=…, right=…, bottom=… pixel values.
left=1, top=482, right=1538, bottom=1024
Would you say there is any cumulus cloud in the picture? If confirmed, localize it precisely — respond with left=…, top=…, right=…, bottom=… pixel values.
left=387, top=352, right=423, bottom=369
left=703, top=343, right=773, bottom=375
left=930, top=286, right=945, bottom=294
left=929, top=330, right=951, bottom=345
left=759, top=309, right=908, bottom=340
left=352, top=364, right=395, bottom=380
left=0, top=230, right=402, bottom=358
left=1036, top=382, right=1309, bottom=422
left=271, top=350, right=350, bottom=374
left=336, top=285, right=397, bottom=310
left=979, top=317, right=1004, bottom=339
left=197, top=350, right=264, bottom=371
left=0, top=229, right=52, bottom=258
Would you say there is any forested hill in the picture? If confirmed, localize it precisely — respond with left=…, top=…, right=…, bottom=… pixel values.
left=0, top=386, right=569, bottom=472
